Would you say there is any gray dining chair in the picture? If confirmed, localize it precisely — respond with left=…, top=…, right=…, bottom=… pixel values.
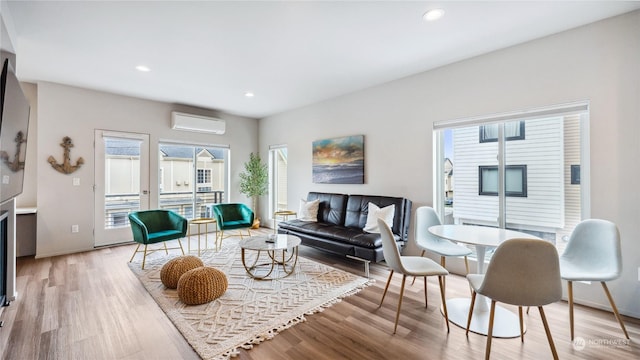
left=413, top=206, right=471, bottom=289
left=560, top=219, right=629, bottom=340
left=465, top=238, right=562, bottom=360
left=377, top=219, right=450, bottom=334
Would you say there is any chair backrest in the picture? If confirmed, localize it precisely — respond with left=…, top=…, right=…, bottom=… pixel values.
left=212, top=203, right=253, bottom=221
left=415, top=206, right=443, bottom=246
left=130, top=210, right=173, bottom=232
left=561, top=219, right=622, bottom=280
left=378, top=218, right=405, bottom=273
left=478, top=238, right=562, bottom=307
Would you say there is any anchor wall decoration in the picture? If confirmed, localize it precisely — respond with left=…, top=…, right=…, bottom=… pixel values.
left=0, top=131, right=27, bottom=172
left=48, top=136, right=84, bottom=174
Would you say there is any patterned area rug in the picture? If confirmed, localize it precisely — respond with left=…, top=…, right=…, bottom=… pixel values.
left=128, top=238, right=372, bottom=359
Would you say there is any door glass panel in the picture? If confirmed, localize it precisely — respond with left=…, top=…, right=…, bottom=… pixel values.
left=104, top=137, right=142, bottom=229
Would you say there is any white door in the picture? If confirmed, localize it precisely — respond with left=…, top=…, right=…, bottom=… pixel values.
left=94, top=130, right=150, bottom=247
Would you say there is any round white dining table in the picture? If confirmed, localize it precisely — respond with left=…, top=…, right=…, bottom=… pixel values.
left=428, top=224, right=541, bottom=338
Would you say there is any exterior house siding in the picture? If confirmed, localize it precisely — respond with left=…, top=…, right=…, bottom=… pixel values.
left=452, top=117, right=564, bottom=231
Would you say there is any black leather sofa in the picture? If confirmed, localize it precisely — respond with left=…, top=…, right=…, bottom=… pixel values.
left=278, top=192, right=412, bottom=276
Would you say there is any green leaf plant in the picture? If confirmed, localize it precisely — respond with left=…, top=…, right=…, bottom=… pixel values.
left=239, top=152, right=268, bottom=214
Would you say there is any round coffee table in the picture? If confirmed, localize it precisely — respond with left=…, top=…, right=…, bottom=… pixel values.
left=239, top=234, right=301, bottom=280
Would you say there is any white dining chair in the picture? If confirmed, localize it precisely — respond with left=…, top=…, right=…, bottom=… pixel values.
left=465, top=238, right=562, bottom=360
left=560, top=219, right=629, bottom=340
left=377, top=219, right=450, bottom=334
left=413, top=206, right=471, bottom=288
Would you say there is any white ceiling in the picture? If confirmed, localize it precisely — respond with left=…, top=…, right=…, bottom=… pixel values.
left=5, top=1, right=640, bottom=119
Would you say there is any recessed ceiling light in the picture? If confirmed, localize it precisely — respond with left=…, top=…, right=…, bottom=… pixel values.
left=423, top=8, right=445, bottom=22
left=244, top=92, right=254, bottom=98
left=135, top=65, right=151, bottom=72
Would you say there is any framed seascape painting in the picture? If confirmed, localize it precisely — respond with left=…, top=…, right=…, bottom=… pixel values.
left=312, top=135, right=364, bottom=184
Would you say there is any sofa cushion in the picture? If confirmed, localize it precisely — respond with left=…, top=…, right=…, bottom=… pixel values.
left=345, top=195, right=409, bottom=239
left=298, top=198, right=320, bottom=222
left=307, top=192, right=348, bottom=225
left=363, top=203, right=395, bottom=233
left=278, top=219, right=400, bottom=249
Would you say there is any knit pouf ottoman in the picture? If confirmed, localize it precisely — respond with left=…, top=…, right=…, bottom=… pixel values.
left=160, top=255, right=204, bottom=289
left=177, top=266, right=228, bottom=305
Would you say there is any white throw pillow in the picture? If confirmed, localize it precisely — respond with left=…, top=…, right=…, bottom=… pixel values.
left=298, top=199, right=320, bottom=222
left=363, top=202, right=395, bottom=233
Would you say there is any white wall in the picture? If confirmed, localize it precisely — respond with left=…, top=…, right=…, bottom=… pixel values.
left=36, top=82, right=258, bottom=258
left=259, top=11, right=640, bottom=318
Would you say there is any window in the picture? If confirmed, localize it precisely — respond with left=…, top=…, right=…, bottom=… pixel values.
left=479, top=165, right=527, bottom=197
left=433, top=102, right=590, bottom=256
left=269, top=145, right=288, bottom=216
left=196, top=168, right=213, bottom=192
left=159, top=143, right=228, bottom=219
left=571, top=165, right=580, bottom=185
left=479, top=121, right=525, bottom=143
left=197, top=169, right=211, bottom=184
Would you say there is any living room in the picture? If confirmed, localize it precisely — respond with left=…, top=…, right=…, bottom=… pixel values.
left=1, top=1, right=640, bottom=359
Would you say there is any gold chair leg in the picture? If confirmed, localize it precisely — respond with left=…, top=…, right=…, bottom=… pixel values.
left=423, top=276, right=428, bottom=307
left=601, top=282, right=630, bottom=339
left=141, top=244, right=148, bottom=270
left=518, top=306, right=524, bottom=342
left=539, top=306, right=559, bottom=360
left=441, top=257, right=447, bottom=295
left=379, top=270, right=394, bottom=307
left=438, top=275, right=450, bottom=333
left=393, top=275, right=407, bottom=334
left=163, top=242, right=169, bottom=255
left=129, top=244, right=141, bottom=263
left=177, top=238, right=185, bottom=255
left=568, top=281, right=574, bottom=340
left=466, top=291, right=477, bottom=336
left=485, top=300, right=496, bottom=360
left=464, top=256, right=472, bottom=295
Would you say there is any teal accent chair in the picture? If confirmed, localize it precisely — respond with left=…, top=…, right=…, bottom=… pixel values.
left=210, top=203, right=254, bottom=247
left=128, top=210, right=187, bottom=269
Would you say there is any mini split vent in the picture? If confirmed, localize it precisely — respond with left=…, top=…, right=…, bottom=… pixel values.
left=171, top=112, right=226, bottom=134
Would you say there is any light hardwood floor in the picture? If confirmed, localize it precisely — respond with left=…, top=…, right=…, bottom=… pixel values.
left=1, top=229, right=639, bottom=359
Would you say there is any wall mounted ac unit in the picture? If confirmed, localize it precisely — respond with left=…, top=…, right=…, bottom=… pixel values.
left=171, top=112, right=226, bottom=134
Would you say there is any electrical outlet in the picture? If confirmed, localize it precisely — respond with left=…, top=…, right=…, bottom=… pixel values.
left=73, top=177, right=80, bottom=186
left=71, top=225, right=79, bottom=233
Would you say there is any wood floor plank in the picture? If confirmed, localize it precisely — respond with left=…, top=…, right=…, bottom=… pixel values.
left=1, top=229, right=639, bottom=359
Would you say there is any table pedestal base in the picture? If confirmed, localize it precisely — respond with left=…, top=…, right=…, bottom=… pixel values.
left=443, top=297, right=524, bottom=338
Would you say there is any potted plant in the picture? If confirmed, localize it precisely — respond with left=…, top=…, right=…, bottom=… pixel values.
left=239, top=152, right=268, bottom=228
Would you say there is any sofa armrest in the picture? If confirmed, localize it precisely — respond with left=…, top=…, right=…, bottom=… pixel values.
left=128, top=213, right=149, bottom=244
left=167, top=211, right=188, bottom=236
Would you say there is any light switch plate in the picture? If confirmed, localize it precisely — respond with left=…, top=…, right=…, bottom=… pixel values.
left=73, top=177, right=80, bottom=186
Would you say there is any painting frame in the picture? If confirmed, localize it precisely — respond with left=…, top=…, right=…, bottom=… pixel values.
left=312, top=135, right=364, bottom=184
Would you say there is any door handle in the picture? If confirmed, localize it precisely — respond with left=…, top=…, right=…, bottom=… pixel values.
left=142, top=190, right=149, bottom=195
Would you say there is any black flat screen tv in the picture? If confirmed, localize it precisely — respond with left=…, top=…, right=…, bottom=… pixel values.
left=0, top=58, right=30, bottom=204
